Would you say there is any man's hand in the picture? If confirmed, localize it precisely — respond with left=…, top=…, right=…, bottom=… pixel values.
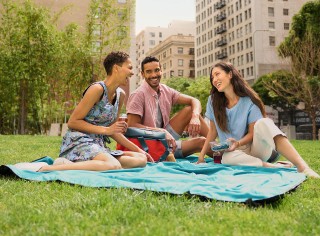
left=164, top=130, right=177, bottom=152
left=187, top=113, right=201, bottom=137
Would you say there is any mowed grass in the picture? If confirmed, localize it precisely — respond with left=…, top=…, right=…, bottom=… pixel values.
left=0, top=135, right=319, bottom=236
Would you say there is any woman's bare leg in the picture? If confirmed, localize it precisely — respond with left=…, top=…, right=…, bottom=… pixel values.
left=39, top=153, right=121, bottom=172
left=117, top=151, right=147, bottom=168
left=274, top=135, right=319, bottom=177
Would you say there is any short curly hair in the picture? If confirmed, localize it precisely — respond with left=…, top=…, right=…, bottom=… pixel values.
left=103, top=51, right=130, bottom=75
left=141, top=56, right=160, bottom=72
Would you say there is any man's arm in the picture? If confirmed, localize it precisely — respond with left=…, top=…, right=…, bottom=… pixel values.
left=175, top=94, right=202, bottom=137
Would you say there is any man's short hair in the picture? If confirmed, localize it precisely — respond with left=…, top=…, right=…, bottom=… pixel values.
left=103, top=51, right=129, bottom=75
left=141, top=56, right=161, bottom=72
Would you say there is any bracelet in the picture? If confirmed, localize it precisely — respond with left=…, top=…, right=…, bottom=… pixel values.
left=237, top=141, right=241, bottom=147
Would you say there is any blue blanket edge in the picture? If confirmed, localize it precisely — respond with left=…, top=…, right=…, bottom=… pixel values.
left=0, top=156, right=306, bottom=203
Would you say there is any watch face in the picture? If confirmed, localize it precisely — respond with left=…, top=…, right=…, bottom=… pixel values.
left=110, top=150, right=124, bottom=157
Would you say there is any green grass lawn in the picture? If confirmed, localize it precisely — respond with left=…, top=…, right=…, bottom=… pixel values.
left=0, top=135, right=319, bottom=236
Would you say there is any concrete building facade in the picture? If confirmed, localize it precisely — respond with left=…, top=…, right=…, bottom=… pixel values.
left=146, top=35, right=195, bottom=79
left=195, top=0, right=308, bottom=83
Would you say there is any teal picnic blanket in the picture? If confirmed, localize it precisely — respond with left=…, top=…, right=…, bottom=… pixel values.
left=0, top=156, right=306, bottom=203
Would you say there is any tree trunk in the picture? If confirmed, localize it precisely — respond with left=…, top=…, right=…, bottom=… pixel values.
left=311, top=111, right=317, bottom=141
left=18, top=79, right=28, bottom=134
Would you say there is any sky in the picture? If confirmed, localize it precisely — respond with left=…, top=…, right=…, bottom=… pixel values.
left=135, top=0, right=195, bottom=35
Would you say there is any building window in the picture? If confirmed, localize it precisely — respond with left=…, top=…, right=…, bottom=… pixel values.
left=178, top=59, right=184, bottom=66
left=150, top=32, right=155, bottom=37
left=178, top=47, right=184, bottom=54
left=149, top=40, right=155, bottom=46
left=163, top=52, right=166, bottom=58
left=178, top=70, right=184, bottom=76
left=189, top=70, right=195, bottom=78
left=283, top=9, right=289, bottom=15
left=268, top=7, right=274, bottom=17
left=159, top=32, right=162, bottom=37
left=269, top=36, right=276, bottom=46
left=284, top=23, right=290, bottom=30
left=163, top=63, right=166, bottom=70
left=268, top=21, right=275, bottom=29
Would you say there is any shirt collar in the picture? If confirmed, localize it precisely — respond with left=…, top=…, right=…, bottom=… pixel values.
left=142, top=80, right=163, bottom=97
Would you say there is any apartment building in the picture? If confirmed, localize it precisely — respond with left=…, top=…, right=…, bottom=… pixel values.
left=195, top=0, right=308, bottom=84
left=146, top=35, right=195, bottom=79
left=135, top=20, right=195, bottom=85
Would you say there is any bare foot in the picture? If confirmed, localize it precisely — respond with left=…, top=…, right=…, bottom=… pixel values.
left=301, top=168, right=320, bottom=178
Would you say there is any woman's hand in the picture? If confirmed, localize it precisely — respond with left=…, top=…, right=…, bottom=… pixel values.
left=226, top=138, right=239, bottom=152
left=145, top=152, right=154, bottom=163
left=196, top=155, right=206, bottom=164
left=106, top=121, right=127, bottom=135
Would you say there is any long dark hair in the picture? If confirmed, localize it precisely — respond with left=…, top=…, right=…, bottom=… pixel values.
left=210, top=62, right=266, bottom=132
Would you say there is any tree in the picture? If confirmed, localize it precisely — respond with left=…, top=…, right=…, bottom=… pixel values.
left=0, top=0, right=92, bottom=134
left=0, top=0, right=135, bottom=134
left=86, top=0, right=134, bottom=80
left=163, top=77, right=211, bottom=116
left=252, top=70, right=298, bottom=111
left=271, top=1, right=320, bottom=140
left=0, top=0, right=61, bottom=134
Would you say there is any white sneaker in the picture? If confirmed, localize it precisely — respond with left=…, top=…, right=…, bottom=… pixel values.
left=53, top=157, right=73, bottom=165
left=14, top=162, right=48, bottom=172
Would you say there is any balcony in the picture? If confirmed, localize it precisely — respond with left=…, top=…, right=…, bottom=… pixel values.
left=215, top=25, right=227, bottom=34
left=215, top=0, right=226, bottom=10
left=216, top=12, right=226, bottom=22
left=216, top=51, right=228, bottom=60
left=216, top=38, right=227, bottom=47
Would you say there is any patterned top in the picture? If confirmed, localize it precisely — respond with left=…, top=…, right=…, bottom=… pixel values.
left=59, top=81, right=121, bottom=161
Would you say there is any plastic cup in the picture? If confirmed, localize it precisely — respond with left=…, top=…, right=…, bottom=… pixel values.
left=119, top=114, right=128, bottom=122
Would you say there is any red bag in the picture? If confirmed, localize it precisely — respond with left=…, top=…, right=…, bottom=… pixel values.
left=116, top=128, right=169, bottom=162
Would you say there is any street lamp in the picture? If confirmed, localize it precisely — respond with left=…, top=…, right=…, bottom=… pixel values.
left=253, top=29, right=270, bottom=82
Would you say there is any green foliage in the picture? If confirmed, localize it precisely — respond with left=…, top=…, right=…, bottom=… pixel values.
left=0, top=0, right=62, bottom=134
left=252, top=70, right=298, bottom=110
left=276, top=1, right=320, bottom=139
left=278, top=0, right=320, bottom=76
left=163, top=76, right=211, bottom=116
left=86, top=0, right=133, bottom=80
left=0, top=0, right=133, bottom=134
left=0, top=136, right=320, bottom=235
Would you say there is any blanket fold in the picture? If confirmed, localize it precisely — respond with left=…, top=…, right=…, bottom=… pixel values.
left=0, top=156, right=306, bottom=203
